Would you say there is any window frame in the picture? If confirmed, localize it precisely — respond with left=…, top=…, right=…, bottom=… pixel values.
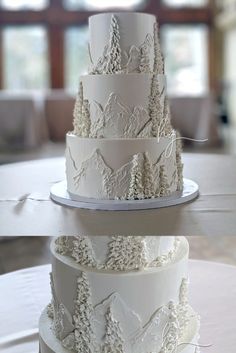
left=0, top=0, right=215, bottom=90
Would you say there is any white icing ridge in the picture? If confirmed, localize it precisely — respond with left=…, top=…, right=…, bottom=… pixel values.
left=54, top=236, right=179, bottom=271
left=49, top=273, right=74, bottom=341
left=67, top=142, right=180, bottom=200
left=39, top=306, right=199, bottom=353
left=73, top=272, right=97, bottom=353
left=72, top=77, right=172, bottom=139
left=47, top=272, right=196, bottom=353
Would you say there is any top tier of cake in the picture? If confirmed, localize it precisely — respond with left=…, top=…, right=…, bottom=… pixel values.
left=88, top=12, right=164, bottom=75
left=72, top=13, right=170, bottom=140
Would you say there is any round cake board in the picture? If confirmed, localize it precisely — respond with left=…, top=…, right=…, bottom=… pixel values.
left=50, top=178, right=199, bottom=211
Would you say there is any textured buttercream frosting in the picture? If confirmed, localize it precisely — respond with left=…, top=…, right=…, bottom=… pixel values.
left=66, top=12, right=183, bottom=200
left=55, top=236, right=179, bottom=270
left=39, top=236, right=200, bottom=353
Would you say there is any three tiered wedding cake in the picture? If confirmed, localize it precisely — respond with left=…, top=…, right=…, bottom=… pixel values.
left=65, top=12, right=183, bottom=200
left=39, top=13, right=200, bottom=353
left=39, top=236, right=200, bottom=353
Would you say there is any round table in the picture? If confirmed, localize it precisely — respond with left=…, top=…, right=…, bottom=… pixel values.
left=0, top=153, right=236, bottom=235
left=0, top=260, right=235, bottom=353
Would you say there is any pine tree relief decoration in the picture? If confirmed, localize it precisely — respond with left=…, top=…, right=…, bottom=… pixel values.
left=81, top=99, right=91, bottom=137
left=73, top=272, right=96, bottom=353
left=160, top=301, right=179, bottom=353
left=106, top=236, right=147, bottom=271
left=47, top=302, right=54, bottom=319
left=55, top=236, right=71, bottom=255
left=139, top=40, right=151, bottom=73
left=72, top=236, right=96, bottom=268
left=148, top=74, right=162, bottom=137
left=105, top=15, right=122, bottom=74
left=159, top=165, right=170, bottom=197
left=49, top=272, right=74, bottom=340
left=143, top=152, right=155, bottom=198
left=153, top=21, right=164, bottom=74
left=73, top=81, right=84, bottom=136
left=176, top=131, right=184, bottom=191
left=178, top=278, right=189, bottom=337
left=102, top=307, right=125, bottom=353
left=159, top=96, right=172, bottom=137
left=128, top=153, right=144, bottom=200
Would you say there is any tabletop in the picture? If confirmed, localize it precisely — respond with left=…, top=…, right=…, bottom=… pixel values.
left=0, top=153, right=236, bottom=236
left=0, top=259, right=235, bottom=353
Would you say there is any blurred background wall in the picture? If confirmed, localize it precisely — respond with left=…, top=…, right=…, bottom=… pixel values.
left=0, top=0, right=236, bottom=163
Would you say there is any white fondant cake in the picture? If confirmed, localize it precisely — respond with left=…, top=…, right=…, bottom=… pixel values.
left=55, top=235, right=178, bottom=270
left=39, top=12, right=199, bottom=353
left=39, top=236, right=200, bottom=353
left=66, top=12, right=183, bottom=200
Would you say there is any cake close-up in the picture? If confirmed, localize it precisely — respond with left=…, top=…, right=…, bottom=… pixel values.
left=39, top=236, right=200, bottom=353
left=65, top=12, right=183, bottom=201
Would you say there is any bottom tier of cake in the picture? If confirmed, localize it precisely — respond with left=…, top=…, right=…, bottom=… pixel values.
left=39, top=307, right=199, bottom=353
left=66, top=133, right=183, bottom=200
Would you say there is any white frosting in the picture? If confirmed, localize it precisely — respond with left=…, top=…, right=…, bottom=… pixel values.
left=88, top=13, right=158, bottom=74
left=75, top=74, right=166, bottom=138
left=55, top=236, right=178, bottom=270
left=39, top=307, right=199, bottom=353
left=81, top=73, right=165, bottom=118
left=50, top=237, right=188, bottom=326
left=39, top=237, right=200, bottom=353
left=66, top=134, right=179, bottom=199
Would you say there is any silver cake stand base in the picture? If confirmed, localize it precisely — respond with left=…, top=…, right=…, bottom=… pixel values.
left=50, top=178, right=199, bottom=211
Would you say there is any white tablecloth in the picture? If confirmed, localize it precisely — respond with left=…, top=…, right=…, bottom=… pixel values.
left=0, top=92, right=47, bottom=148
left=0, top=154, right=236, bottom=236
left=0, top=260, right=235, bottom=353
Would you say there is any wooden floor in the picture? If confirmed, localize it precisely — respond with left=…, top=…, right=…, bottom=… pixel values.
left=0, top=236, right=236, bottom=275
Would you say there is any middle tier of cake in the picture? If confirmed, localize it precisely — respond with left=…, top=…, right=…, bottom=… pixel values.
left=73, top=73, right=171, bottom=139
left=66, top=133, right=182, bottom=200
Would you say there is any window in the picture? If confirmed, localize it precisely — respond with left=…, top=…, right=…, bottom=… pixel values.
left=64, top=26, right=89, bottom=92
left=162, top=0, right=207, bottom=7
left=3, top=26, right=49, bottom=90
left=162, top=25, right=208, bottom=96
left=63, top=0, right=146, bottom=10
left=0, top=0, right=48, bottom=10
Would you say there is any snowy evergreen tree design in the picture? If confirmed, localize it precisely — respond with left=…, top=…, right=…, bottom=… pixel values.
left=153, top=21, right=164, bottom=74
left=159, top=165, right=170, bottom=197
left=105, top=15, right=122, bottom=74
left=73, top=272, right=96, bottom=353
left=81, top=99, right=91, bottom=137
left=106, top=236, right=147, bottom=271
left=72, top=236, right=96, bottom=267
left=73, top=81, right=84, bottom=136
left=178, top=278, right=189, bottom=337
left=148, top=74, right=162, bottom=137
left=128, top=153, right=144, bottom=200
left=139, top=42, right=151, bottom=73
left=160, top=301, right=179, bottom=353
left=176, top=132, right=184, bottom=191
left=159, top=96, right=172, bottom=136
left=143, top=152, right=155, bottom=198
left=47, top=302, right=54, bottom=319
left=102, top=307, right=125, bottom=353
left=55, top=236, right=71, bottom=255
